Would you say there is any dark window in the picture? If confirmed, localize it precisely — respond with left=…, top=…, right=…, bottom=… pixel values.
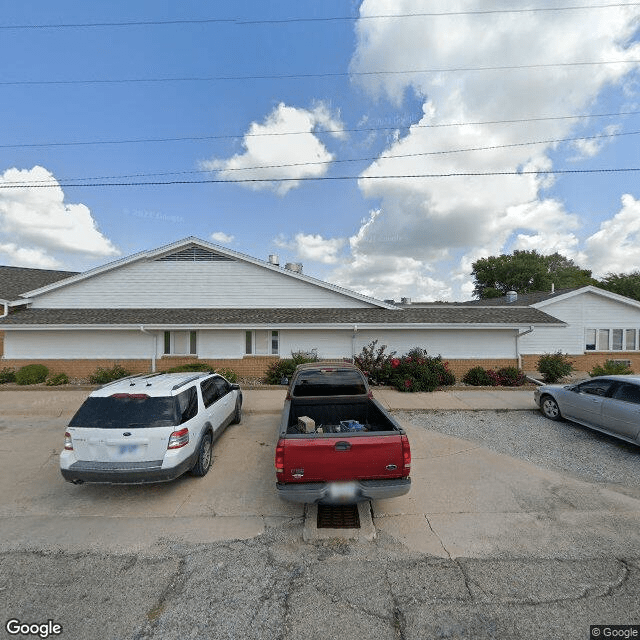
left=612, top=383, right=640, bottom=405
left=200, top=378, right=218, bottom=408
left=69, top=396, right=178, bottom=429
left=176, top=387, right=198, bottom=423
left=213, top=377, right=230, bottom=398
left=164, top=331, right=171, bottom=354
left=576, top=379, right=615, bottom=397
left=292, top=369, right=367, bottom=397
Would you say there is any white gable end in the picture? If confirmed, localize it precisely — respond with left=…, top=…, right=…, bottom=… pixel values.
left=29, top=247, right=376, bottom=309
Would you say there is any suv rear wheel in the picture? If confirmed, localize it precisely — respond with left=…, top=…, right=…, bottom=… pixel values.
left=190, top=432, right=213, bottom=477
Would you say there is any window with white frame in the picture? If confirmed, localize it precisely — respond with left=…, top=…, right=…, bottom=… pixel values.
left=585, top=328, right=638, bottom=351
left=163, top=330, right=197, bottom=355
left=245, top=330, right=279, bottom=355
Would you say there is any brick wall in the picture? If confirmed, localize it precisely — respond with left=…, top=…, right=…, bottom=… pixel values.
left=0, top=355, right=280, bottom=380
left=521, top=352, right=640, bottom=374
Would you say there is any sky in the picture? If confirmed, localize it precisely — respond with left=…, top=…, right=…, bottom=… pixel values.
left=1, top=0, right=640, bottom=301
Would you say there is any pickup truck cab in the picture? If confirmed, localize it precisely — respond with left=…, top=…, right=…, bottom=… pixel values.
left=275, top=363, right=411, bottom=504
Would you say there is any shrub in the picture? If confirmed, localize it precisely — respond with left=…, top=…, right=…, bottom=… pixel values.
left=463, top=366, right=495, bottom=386
left=0, top=367, right=15, bottom=384
left=493, top=367, right=526, bottom=387
left=15, top=364, right=49, bottom=385
left=89, top=364, right=130, bottom=385
left=537, top=352, right=574, bottom=384
left=166, top=362, right=215, bottom=374
left=215, top=367, right=238, bottom=383
left=353, top=340, right=396, bottom=386
left=45, top=372, right=69, bottom=386
left=389, top=349, right=455, bottom=392
left=589, top=360, right=634, bottom=377
left=264, top=351, right=319, bottom=385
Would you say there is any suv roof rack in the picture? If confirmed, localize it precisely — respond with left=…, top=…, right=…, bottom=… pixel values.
left=171, top=372, right=211, bottom=390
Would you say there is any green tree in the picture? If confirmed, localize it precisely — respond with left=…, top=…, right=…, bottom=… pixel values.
left=597, top=271, right=640, bottom=302
left=471, top=250, right=593, bottom=299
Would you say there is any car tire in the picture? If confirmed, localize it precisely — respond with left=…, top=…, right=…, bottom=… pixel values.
left=231, top=398, right=242, bottom=425
left=541, top=395, right=562, bottom=421
left=190, top=432, right=213, bottom=477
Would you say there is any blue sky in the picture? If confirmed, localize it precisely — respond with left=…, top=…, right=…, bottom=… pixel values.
left=2, top=1, right=640, bottom=301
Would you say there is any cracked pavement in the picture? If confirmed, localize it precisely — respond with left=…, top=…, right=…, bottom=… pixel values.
left=2, top=392, right=640, bottom=638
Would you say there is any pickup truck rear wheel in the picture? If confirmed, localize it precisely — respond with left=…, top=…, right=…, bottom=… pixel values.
left=190, top=432, right=213, bottom=477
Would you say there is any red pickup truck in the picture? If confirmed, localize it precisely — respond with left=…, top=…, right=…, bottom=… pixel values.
left=275, top=363, right=411, bottom=504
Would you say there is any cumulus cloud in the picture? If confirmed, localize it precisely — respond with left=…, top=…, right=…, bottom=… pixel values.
left=343, top=0, right=640, bottom=299
left=275, top=232, right=346, bottom=264
left=210, top=231, right=234, bottom=244
left=0, top=166, right=119, bottom=268
left=202, top=102, right=345, bottom=196
left=569, top=124, right=622, bottom=160
left=584, top=194, right=640, bottom=276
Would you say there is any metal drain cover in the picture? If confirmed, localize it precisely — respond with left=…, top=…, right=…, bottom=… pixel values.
left=317, top=504, right=361, bottom=529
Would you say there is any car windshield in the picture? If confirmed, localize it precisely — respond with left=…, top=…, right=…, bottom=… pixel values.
left=292, top=370, right=367, bottom=396
left=68, top=396, right=178, bottom=429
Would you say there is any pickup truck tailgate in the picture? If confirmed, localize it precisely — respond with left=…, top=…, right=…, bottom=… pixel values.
left=280, top=434, right=405, bottom=483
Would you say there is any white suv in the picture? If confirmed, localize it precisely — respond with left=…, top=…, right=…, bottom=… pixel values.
left=60, top=372, right=242, bottom=484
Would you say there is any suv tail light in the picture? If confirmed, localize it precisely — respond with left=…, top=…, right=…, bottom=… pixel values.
left=275, top=439, right=285, bottom=477
left=168, top=428, right=189, bottom=449
left=64, top=431, right=73, bottom=451
left=401, top=434, right=411, bottom=477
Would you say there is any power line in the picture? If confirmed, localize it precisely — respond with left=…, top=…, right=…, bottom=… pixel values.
left=1, top=168, right=639, bottom=190
left=2, top=4, right=639, bottom=29
left=6, top=127, right=637, bottom=185
left=2, top=109, right=639, bottom=149
left=2, top=59, right=640, bottom=86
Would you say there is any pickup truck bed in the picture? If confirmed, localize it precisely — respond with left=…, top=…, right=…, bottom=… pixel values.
left=275, top=364, right=411, bottom=504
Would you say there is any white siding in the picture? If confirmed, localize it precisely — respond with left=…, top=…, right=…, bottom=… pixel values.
left=30, top=260, right=373, bottom=309
left=521, top=292, right=640, bottom=354
left=197, top=330, right=244, bottom=359
left=281, top=328, right=517, bottom=360
left=354, top=329, right=517, bottom=359
left=4, top=330, right=153, bottom=359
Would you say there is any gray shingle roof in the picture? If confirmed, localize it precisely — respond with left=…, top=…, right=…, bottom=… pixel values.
left=0, top=266, right=79, bottom=302
left=0, top=306, right=564, bottom=326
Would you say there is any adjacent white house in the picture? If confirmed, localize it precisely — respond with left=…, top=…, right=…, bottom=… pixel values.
left=1, top=237, right=638, bottom=378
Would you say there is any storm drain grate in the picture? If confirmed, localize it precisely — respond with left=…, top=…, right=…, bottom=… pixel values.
left=317, top=504, right=361, bottom=529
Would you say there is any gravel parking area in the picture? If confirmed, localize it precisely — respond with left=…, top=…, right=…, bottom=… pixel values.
left=396, top=409, right=640, bottom=494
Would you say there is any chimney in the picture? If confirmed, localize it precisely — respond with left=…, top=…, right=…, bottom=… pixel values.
left=506, top=291, right=518, bottom=303
left=268, top=254, right=279, bottom=266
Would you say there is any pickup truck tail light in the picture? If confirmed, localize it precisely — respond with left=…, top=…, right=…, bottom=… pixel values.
left=275, top=439, right=285, bottom=477
left=401, top=434, right=411, bottom=477
left=64, top=431, right=73, bottom=451
left=168, top=428, right=189, bottom=449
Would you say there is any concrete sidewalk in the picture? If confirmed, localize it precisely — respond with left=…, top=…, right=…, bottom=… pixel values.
left=0, top=386, right=538, bottom=417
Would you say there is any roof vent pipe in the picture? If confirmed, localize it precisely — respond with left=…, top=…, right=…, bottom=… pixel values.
left=506, top=291, right=518, bottom=303
left=268, top=254, right=280, bottom=266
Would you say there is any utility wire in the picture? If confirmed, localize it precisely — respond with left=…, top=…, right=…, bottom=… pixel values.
left=2, top=59, right=640, bottom=86
left=5, top=127, right=637, bottom=185
left=2, top=109, right=638, bottom=149
left=1, top=168, right=639, bottom=189
left=2, top=4, right=639, bottom=29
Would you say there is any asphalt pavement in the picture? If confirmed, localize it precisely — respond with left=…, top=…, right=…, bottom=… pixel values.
left=1, top=387, right=639, bottom=639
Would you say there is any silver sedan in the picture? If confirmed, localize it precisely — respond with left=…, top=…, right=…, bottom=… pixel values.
left=534, top=375, right=640, bottom=446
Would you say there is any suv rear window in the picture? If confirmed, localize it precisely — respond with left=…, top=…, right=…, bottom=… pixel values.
left=69, top=395, right=179, bottom=429
left=292, top=369, right=367, bottom=397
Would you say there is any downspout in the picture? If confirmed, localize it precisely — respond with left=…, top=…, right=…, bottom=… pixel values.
left=140, top=325, right=157, bottom=373
left=351, top=324, right=358, bottom=363
left=1, top=302, right=7, bottom=318
left=516, top=325, right=534, bottom=370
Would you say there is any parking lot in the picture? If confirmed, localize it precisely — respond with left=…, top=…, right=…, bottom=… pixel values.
left=1, top=388, right=640, bottom=639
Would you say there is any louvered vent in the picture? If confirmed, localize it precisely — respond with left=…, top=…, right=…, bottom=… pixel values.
left=156, top=245, right=234, bottom=262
